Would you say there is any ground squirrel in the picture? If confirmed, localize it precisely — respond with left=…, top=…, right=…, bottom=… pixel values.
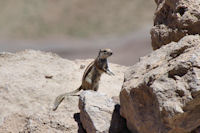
left=53, top=48, right=114, bottom=111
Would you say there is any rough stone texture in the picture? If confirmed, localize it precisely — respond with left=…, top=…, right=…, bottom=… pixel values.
left=0, top=50, right=127, bottom=133
left=120, top=35, right=200, bottom=133
left=79, top=91, right=130, bottom=133
left=79, top=91, right=114, bottom=133
left=151, top=0, right=200, bottom=50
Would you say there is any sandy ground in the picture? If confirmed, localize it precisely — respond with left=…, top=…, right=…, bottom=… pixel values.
left=0, top=50, right=127, bottom=132
left=0, top=26, right=152, bottom=66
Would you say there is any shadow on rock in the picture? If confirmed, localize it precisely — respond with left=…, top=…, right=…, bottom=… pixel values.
left=109, top=104, right=133, bottom=133
left=74, top=113, right=86, bottom=133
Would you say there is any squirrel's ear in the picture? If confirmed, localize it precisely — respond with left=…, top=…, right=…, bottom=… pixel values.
left=99, top=49, right=102, bottom=52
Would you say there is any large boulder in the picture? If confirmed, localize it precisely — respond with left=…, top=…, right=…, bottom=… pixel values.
left=0, top=50, right=127, bottom=133
left=120, top=35, right=200, bottom=133
left=151, top=0, right=200, bottom=50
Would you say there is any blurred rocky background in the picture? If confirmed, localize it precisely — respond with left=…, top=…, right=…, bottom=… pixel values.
left=0, top=0, right=155, bottom=66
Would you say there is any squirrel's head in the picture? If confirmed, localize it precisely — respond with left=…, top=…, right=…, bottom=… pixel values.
left=98, top=48, right=113, bottom=59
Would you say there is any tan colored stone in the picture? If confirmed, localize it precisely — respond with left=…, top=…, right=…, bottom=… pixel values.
left=120, top=35, right=200, bottom=133
left=79, top=91, right=130, bottom=133
left=79, top=91, right=115, bottom=133
left=151, top=0, right=200, bottom=50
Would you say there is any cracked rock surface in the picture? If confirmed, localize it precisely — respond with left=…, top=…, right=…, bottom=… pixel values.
left=79, top=91, right=130, bottom=133
left=120, top=35, right=200, bottom=133
left=0, top=50, right=127, bottom=133
left=151, top=0, right=200, bottom=50
left=79, top=91, right=115, bottom=133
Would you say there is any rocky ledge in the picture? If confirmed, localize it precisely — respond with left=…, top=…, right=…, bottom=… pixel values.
left=120, top=35, right=200, bottom=133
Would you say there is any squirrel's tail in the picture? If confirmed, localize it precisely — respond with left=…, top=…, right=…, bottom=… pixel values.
left=52, top=86, right=82, bottom=111
left=52, top=93, right=66, bottom=111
